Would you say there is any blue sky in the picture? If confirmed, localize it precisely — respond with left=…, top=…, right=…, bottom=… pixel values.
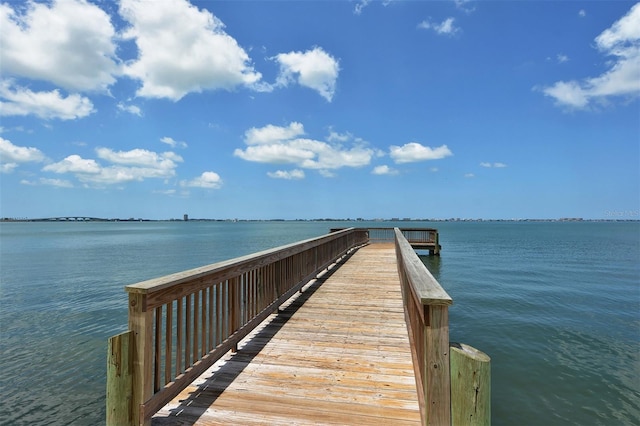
left=1, top=0, right=638, bottom=220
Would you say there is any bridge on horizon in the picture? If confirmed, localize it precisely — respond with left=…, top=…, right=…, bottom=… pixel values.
left=2, top=216, right=150, bottom=222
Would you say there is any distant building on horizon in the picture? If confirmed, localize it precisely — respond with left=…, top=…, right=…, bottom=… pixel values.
left=184, top=214, right=188, bottom=221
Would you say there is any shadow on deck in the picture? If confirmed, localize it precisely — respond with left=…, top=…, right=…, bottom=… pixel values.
left=152, top=260, right=335, bottom=425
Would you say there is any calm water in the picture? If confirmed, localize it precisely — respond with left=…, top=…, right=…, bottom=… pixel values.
left=0, top=221, right=638, bottom=425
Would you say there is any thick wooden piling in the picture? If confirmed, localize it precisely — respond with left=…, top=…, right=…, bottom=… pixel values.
left=450, top=342, right=491, bottom=425
left=106, top=331, right=133, bottom=426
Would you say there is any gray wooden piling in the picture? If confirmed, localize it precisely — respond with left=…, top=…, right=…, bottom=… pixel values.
left=450, top=342, right=491, bottom=425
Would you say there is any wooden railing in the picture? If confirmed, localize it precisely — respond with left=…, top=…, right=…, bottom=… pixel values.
left=107, top=228, right=368, bottom=426
left=394, top=228, right=490, bottom=425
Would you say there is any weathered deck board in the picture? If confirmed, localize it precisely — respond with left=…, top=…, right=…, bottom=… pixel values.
left=153, top=243, right=421, bottom=425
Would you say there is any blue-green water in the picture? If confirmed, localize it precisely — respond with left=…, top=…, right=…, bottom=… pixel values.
left=0, top=221, right=638, bottom=425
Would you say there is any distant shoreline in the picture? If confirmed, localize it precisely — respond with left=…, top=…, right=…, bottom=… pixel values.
left=2, top=217, right=638, bottom=223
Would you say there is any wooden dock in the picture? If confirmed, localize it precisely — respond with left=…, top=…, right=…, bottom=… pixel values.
left=152, top=243, right=421, bottom=425
left=107, top=228, right=490, bottom=426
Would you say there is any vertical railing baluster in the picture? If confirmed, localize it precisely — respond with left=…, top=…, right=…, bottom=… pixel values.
left=165, top=301, right=172, bottom=385
left=176, top=297, right=182, bottom=378
left=193, top=290, right=199, bottom=365
left=154, top=306, right=162, bottom=392
left=216, top=283, right=222, bottom=346
left=208, top=285, right=214, bottom=352
left=185, top=294, right=191, bottom=370
left=201, top=288, right=207, bottom=357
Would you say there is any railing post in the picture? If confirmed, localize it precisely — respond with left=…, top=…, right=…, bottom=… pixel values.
left=423, top=304, right=451, bottom=425
left=128, top=292, right=153, bottom=426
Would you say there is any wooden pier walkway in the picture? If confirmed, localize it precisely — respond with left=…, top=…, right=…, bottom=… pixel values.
left=152, top=243, right=421, bottom=425
left=108, top=228, right=490, bottom=426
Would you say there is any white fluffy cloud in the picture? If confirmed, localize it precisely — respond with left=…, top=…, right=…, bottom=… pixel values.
left=0, top=0, right=119, bottom=92
left=119, top=0, right=262, bottom=101
left=181, top=171, right=223, bottom=188
left=234, top=122, right=374, bottom=174
left=372, top=165, right=399, bottom=176
left=267, top=169, right=305, bottom=180
left=0, top=137, right=46, bottom=173
left=417, top=17, right=460, bottom=36
left=245, top=122, right=305, bottom=145
left=274, top=47, right=340, bottom=101
left=42, top=148, right=183, bottom=185
left=389, top=142, right=453, bottom=163
left=43, top=155, right=101, bottom=174
left=0, top=81, right=94, bottom=120
left=541, top=3, right=640, bottom=109
left=96, top=147, right=182, bottom=168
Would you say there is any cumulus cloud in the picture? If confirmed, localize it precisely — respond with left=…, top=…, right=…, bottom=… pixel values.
left=267, top=169, right=305, bottom=180
left=245, top=122, right=304, bottom=145
left=389, top=142, right=453, bottom=163
left=274, top=47, right=340, bottom=101
left=181, top=171, right=223, bottom=188
left=418, top=17, right=461, bottom=36
left=42, top=148, right=183, bottom=185
left=0, top=0, right=119, bottom=92
left=119, top=0, right=262, bottom=101
left=0, top=81, right=94, bottom=120
left=43, top=155, right=101, bottom=174
left=234, top=122, right=374, bottom=175
left=540, top=3, right=640, bottom=109
left=0, top=137, right=46, bottom=173
left=372, top=165, right=399, bottom=176
left=96, top=147, right=182, bottom=169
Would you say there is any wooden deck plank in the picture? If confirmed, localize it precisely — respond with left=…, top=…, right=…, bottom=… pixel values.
left=153, top=243, right=421, bottom=425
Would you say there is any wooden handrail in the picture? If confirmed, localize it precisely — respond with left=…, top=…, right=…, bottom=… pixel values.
left=394, top=228, right=453, bottom=425
left=108, top=227, right=368, bottom=425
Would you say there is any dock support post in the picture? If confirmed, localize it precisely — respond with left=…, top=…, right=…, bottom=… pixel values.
left=107, top=331, right=133, bottom=426
left=450, top=342, right=491, bottom=426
